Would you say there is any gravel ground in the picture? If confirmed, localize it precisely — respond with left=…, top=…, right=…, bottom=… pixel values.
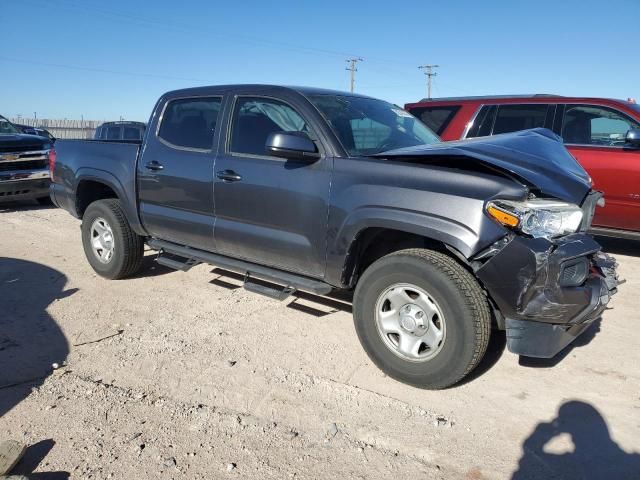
left=1, top=203, right=639, bottom=479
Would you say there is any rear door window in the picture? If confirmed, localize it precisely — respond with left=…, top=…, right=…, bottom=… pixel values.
left=409, top=106, right=460, bottom=135
left=492, top=104, right=550, bottom=135
left=561, top=104, right=640, bottom=146
left=158, top=97, right=222, bottom=150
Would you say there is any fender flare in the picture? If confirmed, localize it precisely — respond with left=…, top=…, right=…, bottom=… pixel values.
left=74, top=168, right=147, bottom=236
left=325, top=206, right=494, bottom=287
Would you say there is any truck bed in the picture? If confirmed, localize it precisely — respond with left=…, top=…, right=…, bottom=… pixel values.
left=50, top=139, right=142, bottom=228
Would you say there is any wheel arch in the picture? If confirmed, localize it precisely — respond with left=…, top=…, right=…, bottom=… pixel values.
left=335, top=208, right=483, bottom=288
left=74, top=168, right=146, bottom=236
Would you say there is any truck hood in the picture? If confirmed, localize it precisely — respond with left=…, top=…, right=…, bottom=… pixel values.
left=0, top=133, right=50, bottom=152
left=375, top=128, right=591, bottom=204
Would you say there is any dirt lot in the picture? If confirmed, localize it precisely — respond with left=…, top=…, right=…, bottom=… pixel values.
left=1, top=204, right=639, bottom=479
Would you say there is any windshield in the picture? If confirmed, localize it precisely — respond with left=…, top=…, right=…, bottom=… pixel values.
left=308, top=94, right=439, bottom=156
left=0, top=115, right=19, bottom=135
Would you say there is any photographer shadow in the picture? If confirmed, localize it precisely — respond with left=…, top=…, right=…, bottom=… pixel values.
left=0, top=257, right=72, bottom=478
left=512, top=400, right=640, bottom=479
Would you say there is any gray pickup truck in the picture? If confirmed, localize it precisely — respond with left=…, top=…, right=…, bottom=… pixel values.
left=0, top=115, right=53, bottom=203
left=50, top=85, right=620, bottom=388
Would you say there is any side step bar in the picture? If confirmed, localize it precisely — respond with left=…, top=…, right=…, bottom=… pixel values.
left=148, top=238, right=333, bottom=296
left=156, top=255, right=201, bottom=272
left=244, top=276, right=296, bottom=301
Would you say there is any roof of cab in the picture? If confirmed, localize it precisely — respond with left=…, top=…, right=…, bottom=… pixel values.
left=162, top=84, right=375, bottom=100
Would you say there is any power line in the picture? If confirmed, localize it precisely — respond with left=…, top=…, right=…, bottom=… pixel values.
left=418, top=64, right=439, bottom=99
left=346, top=58, right=364, bottom=93
left=0, top=56, right=206, bottom=82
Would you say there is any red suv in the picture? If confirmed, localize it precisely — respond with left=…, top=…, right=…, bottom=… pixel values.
left=405, top=95, right=640, bottom=237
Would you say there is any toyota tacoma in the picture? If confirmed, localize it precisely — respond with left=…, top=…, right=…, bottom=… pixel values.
left=49, top=85, right=620, bottom=388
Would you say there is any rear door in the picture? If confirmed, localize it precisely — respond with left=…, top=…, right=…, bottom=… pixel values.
left=137, top=96, right=223, bottom=251
left=558, top=104, right=640, bottom=231
left=212, top=93, right=331, bottom=278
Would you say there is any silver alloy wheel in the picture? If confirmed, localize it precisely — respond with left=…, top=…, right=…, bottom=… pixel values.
left=374, top=283, right=446, bottom=362
left=90, top=217, right=115, bottom=264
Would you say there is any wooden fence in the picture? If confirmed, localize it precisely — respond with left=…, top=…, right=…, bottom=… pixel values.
left=9, top=118, right=107, bottom=139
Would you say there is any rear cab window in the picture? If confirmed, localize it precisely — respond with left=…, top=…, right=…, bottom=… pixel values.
left=157, top=97, right=222, bottom=150
left=123, top=126, right=143, bottom=140
left=106, top=126, right=121, bottom=140
left=408, top=105, right=460, bottom=135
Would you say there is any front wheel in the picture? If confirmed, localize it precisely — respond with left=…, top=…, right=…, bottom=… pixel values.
left=353, top=248, right=491, bottom=389
left=81, top=199, right=143, bottom=279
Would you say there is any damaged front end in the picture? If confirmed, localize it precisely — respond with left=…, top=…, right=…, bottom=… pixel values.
left=476, top=232, right=621, bottom=358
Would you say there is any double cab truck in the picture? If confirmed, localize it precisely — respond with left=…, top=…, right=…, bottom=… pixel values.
left=0, top=114, right=54, bottom=204
left=50, top=85, right=620, bottom=388
left=405, top=95, right=640, bottom=239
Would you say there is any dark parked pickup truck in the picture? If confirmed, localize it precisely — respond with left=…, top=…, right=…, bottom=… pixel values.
left=0, top=115, right=54, bottom=203
left=50, top=85, right=620, bottom=388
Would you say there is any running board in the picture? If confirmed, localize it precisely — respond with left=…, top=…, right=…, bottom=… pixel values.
left=147, top=238, right=333, bottom=296
left=243, top=275, right=296, bottom=301
left=156, top=255, right=201, bottom=272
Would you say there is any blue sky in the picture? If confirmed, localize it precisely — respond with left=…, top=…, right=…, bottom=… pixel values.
left=1, top=0, right=638, bottom=121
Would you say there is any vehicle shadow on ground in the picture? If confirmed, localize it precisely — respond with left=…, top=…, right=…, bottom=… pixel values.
left=209, top=268, right=508, bottom=381
left=594, top=235, right=640, bottom=257
left=129, top=252, right=176, bottom=279
left=511, top=400, right=640, bottom=479
left=518, top=318, right=601, bottom=369
left=0, top=258, right=72, bottom=478
left=455, top=329, right=507, bottom=386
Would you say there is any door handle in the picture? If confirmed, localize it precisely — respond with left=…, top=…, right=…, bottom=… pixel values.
left=145, top=161, right=164, bottom=171
left=216, top=170, right=242, bottom=182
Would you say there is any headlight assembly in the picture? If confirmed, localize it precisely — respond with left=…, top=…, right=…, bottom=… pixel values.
left=486, top=198, right=583, bottom=239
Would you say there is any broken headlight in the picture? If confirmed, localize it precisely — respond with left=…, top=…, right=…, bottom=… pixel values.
left=486, top=199, right=583, bottom=239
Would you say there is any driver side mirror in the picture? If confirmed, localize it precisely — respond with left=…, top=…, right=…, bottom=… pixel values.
left=625, top=129, right=640, bottom=148
left=265, top=132, right=320, bottom=162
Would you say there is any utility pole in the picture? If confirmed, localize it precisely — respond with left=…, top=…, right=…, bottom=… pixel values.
left=418, top=64, right=439, bottom=99
left=345, top=57, right=363, bottom=93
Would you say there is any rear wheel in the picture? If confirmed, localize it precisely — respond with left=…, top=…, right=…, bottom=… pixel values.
left=81, top=199, right=143, bottom=279
left=353, top=248, right=491, bottom=389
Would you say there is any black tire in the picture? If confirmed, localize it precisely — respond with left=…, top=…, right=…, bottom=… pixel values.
left=81, top=199, right=144, bottom=279
left=353, top=248, right=491, bottom=389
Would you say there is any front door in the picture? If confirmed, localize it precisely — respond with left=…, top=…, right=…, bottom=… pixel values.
left=137, top=96, right=223, bottom=251
left=560, top=104, right=640, bottom=231
left=213, top=95, right=331, bottom=278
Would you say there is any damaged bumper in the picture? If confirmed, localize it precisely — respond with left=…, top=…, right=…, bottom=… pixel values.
left=476, top=234, right=621, bottom=358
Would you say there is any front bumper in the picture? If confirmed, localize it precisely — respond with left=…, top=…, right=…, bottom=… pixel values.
left=476, top=234, right=620, bottom=358
left=0, top=169, right=50, bottom=202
